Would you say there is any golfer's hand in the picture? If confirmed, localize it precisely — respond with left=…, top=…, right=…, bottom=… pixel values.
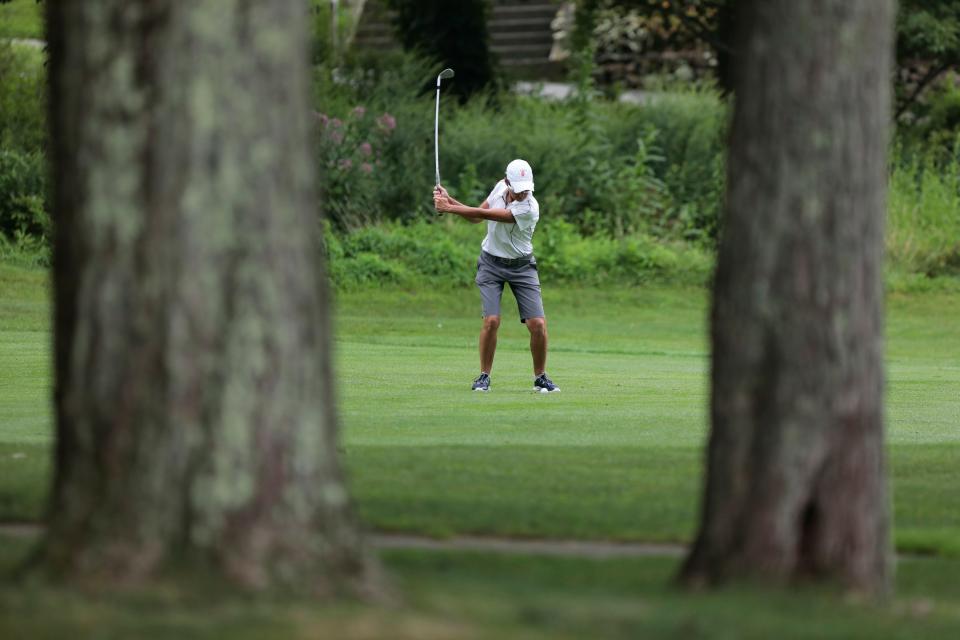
left=435, top=185, right=450, bottom=199
left=433, top=192, right=451, bottom=213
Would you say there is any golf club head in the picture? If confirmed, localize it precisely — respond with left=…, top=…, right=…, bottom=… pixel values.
left=436, top=68, right=455, bottom=86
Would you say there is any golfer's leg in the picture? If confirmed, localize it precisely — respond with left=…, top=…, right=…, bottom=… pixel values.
left=480, top=315, right=500, bottom=374
left=509, top=263, right=547, bottom=375
left=476, top=255, right=505, bottom=374
left=525, top=316, right=547, bottom=376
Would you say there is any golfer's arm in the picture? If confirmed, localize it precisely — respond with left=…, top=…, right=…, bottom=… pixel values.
left=464, top=199, right=490, bottom=224
left=448, top=202, right=514, bottom=223
left=443, top=198, right=484, bottom=224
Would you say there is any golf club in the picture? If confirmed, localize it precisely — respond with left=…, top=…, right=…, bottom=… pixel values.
left=434, top=68, right=455, bottom=189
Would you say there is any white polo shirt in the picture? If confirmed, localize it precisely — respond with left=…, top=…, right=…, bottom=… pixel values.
left=481, top=180, right=540, bottom=258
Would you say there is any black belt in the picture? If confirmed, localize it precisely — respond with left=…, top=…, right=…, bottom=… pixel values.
left=483, top=251, right=533, bottom=267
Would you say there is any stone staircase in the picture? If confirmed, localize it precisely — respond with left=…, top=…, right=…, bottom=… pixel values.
left=353, top=0, right=563, bottom=77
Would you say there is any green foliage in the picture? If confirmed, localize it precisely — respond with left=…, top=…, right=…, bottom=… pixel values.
left=0, top=230, right=49, bottom=269
left=899, top=0, right=960, bottom=61
left=0, top=42, right=46, bottom=153
left=0, top=43, right=49, bottom=250
left=0, top=0, right=43, bottom=39
left=325, top=220, right=477, bottom=288
left=439, top=88, right=725, bottom=241
left=0, top=149, right=49, bottom=245
left=586, top=0, right=722, bottom=87
left=313, top=52, right=439, bottom=226
left=901, top=72, right=960, bottom=150
left=309, top=50, right=958, bottom=287
left=327, top=220, right=480, bottom=288
left=628, top=89, right=726, bottom=240
left=308, top=0, right=364, bottom=66
left=385, top=0, right=497, bottom=101
left=577, top=0, right=957, bottom=122
left=924, top=78, right=960, bottom=142
left=888, top=138, right=960, bottom=279
left=314, top=105, right=397, bottom=229
left=1, top=38, right=954, bottom=287
left=325, top=218, right=712, bottom=290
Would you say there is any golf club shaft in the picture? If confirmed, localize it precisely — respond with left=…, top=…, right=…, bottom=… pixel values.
left=435, top=84, right=441, bottom=186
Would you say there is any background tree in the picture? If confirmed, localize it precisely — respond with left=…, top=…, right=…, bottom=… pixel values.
left=574, top=0, right=956, bottom=118
left=681, top=0, right=895, bottom=594
left=386, top=0, right=497, bottom=100
left=896, top=0, right=960, bottom=119
left=40, top=1, right=380, bottom=595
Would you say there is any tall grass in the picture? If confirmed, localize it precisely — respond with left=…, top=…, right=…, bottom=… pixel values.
left=888, top=141, right=960, bottom=278
left=0, top=0, right=43, bottom=40
left=314, top=51, right=726, bottom=240
left=324, top=218, right=712, bottom=289
left=1, top=45, right=957, bottom=288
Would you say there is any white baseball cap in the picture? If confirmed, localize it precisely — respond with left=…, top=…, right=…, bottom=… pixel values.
left=505, top=158, right=535, bottom=193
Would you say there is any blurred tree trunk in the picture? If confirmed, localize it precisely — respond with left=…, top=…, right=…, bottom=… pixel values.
left=681, top=0, right=895, bottom=595
left=41, top=1, right=380, bottom=595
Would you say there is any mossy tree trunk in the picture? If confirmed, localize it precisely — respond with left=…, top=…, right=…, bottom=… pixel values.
left=42, top=1, right=379, bottom=595
left=681, top=0, right=895, bottom=595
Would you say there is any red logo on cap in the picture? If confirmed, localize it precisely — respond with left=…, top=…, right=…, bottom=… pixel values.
left=521, top=169, right=525, bottom=176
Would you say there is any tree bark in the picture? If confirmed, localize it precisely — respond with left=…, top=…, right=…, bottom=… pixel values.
left=42, top=1, right=380, bottom=595
left=681, top=0, right=895, bottom=595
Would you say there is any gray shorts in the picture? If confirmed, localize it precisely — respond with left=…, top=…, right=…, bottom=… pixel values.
left=475, top=251, right=545, bottom=323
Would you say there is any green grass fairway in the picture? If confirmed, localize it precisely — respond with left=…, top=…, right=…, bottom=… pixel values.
left=335, top=285, right=960, bottom=555
left=1, top=264, right=959, bottom=558
left=2, top=262, right=960, bottom=636
left=1, top=538, right=960, bottom=638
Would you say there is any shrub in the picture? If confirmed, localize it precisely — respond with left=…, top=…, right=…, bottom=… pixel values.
left=329, top=219, right=478, bottom=287
left=313, top=52, right=437, bottom=225
left=901, top=74, right=960, bottom=154
left=325, top=218, right=712, bottom=289
left=441, top=89, right=725, bottom=241
left=888, top=139, right=960, bottom=278
left=534, top=216, right=710, bottom=286
left=0, top=149, right=49, bottom=241
left=627, top=89, right=727, bottom=241
left=0, top=42, right=47, bottom=154
left=315, top=106, right=396, bottom=229
left=385, top=0, right=497, bottom=101
left=312, top=51, right=726, bottom=241
left=0, top=0, right=44, bottom=40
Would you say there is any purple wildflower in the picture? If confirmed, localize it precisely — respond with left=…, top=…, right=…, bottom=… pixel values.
left=377, top=112, right=396, bottom=132
left=361, top=162, right=373, bottom=174
left=359, top=142, right=373, bottom=157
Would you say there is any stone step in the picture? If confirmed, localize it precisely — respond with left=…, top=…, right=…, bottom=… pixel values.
left=490, top=31, right=554, bottom=45
left=352, top=0, right=563, bottom=71
left=493, top=43, right=554, bottom=58
left=489, top=16, right=554, bottom=30
left=357, top=25, right=553, bottom=38
left=360, top=2, right=559, bottom=21
left=491, top=5, right=559, bottom=21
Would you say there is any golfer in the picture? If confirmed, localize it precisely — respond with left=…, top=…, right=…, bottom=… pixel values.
left=433, top=159, right=560, bottom=393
